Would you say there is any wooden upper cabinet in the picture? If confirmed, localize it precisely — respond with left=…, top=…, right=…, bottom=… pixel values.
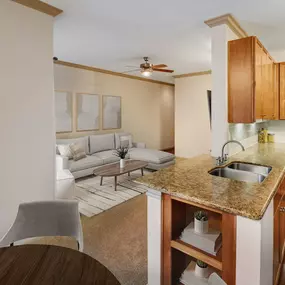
left=228, top=37, right=255, bottom=123
left=280, top=63, right=285, bottom=119
left=262, top=54, right=271, bottom=119
left=228, top=36, right=278, bottom=123
left=273, top=63, right=280, bottom=120
left=255, top=40, right=263, bottom=120
left=262, top=55, right=279, bottom=120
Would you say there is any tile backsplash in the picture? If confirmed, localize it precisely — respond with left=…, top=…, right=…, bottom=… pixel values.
left=268, top=121, right=285, bottom=143
left=228, top=122, right=268, bottom=155
left=229, top=122, right=268, bottom=141
left=224, top=121, right=285, bottom=156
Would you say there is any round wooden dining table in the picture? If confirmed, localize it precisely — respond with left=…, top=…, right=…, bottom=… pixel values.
left=0, top=245, right=121, bottom=285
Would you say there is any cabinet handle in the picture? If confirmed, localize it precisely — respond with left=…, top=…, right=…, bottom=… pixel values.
left=280, top=207, right=285, bottom=212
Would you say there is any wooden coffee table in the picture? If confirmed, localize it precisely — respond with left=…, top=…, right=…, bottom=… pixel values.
left=93, top=160, right=148, bottom=191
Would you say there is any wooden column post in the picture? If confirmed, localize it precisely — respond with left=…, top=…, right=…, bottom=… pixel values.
left=222, top=213, right=236, bottom=285
left=162, top=194, right=172, bottom=285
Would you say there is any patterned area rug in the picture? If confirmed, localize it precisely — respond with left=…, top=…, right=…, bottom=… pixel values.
left=75, top=170, right=151, bottom=217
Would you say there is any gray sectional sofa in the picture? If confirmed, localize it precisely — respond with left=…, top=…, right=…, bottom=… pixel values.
left=56, top=132, right=175, bottom=179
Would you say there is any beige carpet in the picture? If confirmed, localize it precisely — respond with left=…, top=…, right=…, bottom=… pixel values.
left=28, top=194, right=147, bottom=285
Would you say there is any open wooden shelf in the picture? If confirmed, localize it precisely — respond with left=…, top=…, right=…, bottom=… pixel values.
left=163, top=195, right=236, bottom=285
left=171, top=239, right=222, bottom=271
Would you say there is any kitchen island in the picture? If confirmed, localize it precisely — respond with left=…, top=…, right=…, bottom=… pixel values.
left=137, top=143, right=285, bottom=285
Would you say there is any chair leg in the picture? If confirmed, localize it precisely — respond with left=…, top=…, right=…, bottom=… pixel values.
left=10, top=243, right=14, bottom=247
left=77, top=241, right=80, bottom=251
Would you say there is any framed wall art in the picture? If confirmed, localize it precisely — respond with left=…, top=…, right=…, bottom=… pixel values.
left=102, top=95, right=121, bottom=130
left=76, top=93, right=100, bottom=131
left=55, top=91, right=73, bottom=133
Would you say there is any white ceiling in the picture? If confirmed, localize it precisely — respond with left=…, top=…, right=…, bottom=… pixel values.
left=44, top=0, right=285, bottom=83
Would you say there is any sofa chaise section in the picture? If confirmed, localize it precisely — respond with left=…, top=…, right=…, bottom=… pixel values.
left=129, top=148, right=175, bottom=170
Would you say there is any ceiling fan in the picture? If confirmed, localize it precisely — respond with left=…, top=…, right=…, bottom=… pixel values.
left=124, top=57, right=174, bottom=77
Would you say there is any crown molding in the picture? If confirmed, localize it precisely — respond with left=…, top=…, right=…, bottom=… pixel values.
left=204, top=14, right=248, bottom=38
left=173, top=70, right=212, bottom=79
left=12, top=0, right=63, bottom=17
left=54, top=60, right=175, bottom=87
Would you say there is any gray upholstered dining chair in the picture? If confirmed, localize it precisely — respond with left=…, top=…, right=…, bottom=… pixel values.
left=0, top=200, right=83, bottom=251
left=208, top=273, right=227, bottom=285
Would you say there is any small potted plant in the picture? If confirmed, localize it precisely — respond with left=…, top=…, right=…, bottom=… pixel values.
left=195, top=260, right=209, bottom=278
left=194, top=211, right=208, bottom=234
left=114, top=146, right=129, bottom=168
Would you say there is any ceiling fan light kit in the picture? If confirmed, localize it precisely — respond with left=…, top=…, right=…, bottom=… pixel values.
left=125, top=57, right=174, bottom=77
left=141, top=69, right=153, bottom=77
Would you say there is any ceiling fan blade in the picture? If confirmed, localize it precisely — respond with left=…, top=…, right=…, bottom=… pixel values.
left=152, top=64, right=168, bottom=69
left=153, top=68, right=174, bottom=73
left=122, top=69, right=141, bottom=74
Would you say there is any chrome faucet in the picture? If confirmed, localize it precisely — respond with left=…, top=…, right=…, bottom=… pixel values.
left=216, top=140, right=245, bottom=165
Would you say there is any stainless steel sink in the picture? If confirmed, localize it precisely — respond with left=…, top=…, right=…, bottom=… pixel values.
left=227, top=162, right=272, bottom=176
left=209, top=167, right=266, bottom=183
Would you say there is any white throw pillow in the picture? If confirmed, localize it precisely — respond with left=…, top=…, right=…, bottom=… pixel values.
left=120, top=135, right=133, bottom=148
left=57, top=144, right=73, bottom=159
left=70, top=143, right=87, bottom=161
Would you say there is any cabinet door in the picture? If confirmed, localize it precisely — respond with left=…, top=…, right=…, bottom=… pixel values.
left=263, top=54, right=277, bottom=120
left=274, top=178, right=285, bottom=285
left=273, top=63, right=280, bottom=120
left=228, top=37, right=255, bottom=123
left=255, top=41, right=263, bottom=119
left=280, top=63, right=285, bottom=119
left=274, top=208, right=280, bottom=284
left=280, top=199, right=285, bottom=261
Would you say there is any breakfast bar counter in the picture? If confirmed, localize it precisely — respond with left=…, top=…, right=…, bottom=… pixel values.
left=137, top=143, right=285, bottom=220
left=137, top=143, right=285, bottom=285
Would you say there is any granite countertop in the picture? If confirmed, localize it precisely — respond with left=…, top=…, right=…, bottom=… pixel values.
left=136, top=143, right=285, bottom=220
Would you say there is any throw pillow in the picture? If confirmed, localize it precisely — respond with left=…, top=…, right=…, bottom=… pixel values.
left=57, top=144, right=73, bottom=159
left=70, top=143, right=87, bottom=161
left=120, top=135, right=133, bottom=148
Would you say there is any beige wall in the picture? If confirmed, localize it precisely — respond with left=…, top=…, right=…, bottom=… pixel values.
left=54, top=64, right=175, bottom=150
left=175, top=74, right=212, bottom=158
left=0, top=1, right=55, bottom=238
